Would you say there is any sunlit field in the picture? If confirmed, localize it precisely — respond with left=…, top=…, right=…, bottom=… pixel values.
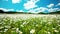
left=0, top=14, right=60, bottom=34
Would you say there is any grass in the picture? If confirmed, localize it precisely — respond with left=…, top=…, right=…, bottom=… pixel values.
left=0, top=15, right=60, bottom=34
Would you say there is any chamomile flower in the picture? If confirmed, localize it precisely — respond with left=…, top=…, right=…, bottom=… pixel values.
left=20, top=25, right=24, bottom=27
left=23, top=21, right=27, bottom=25
left=36, top=24, right=38, bottom=27
left=47, top=32, right=51, bottom=34
left=4, top=29, right=8, bottom=32
left=16, top=28, right=19, bottom=33
left=54, top=30, right=59, bottom=32
left=52, top=28, right=55, bottom=29
left=19, top=31, right=23, bottom=34
left=30, top=29, right=35, bottom=34
left=0, top=27, right=4, bottom=29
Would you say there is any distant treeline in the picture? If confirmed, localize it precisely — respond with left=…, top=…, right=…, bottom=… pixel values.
left=0, top=10, right=29, bottom=14
left=0, top=10, right=60, bottom=14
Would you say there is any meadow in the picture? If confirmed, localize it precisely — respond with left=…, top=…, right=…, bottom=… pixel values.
left=0, top=14, right=60, bottom=34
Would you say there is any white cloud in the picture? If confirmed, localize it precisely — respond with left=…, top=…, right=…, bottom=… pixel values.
left=28, top=7, right=48, bottom=13
left=0, top=8, right=14, bottom=12
left=38, top=7, right=48, bottom=12
left=12, top=0, right=20, bottom=4
left=34, top=7, right=48, bottom=12
left=58, top=3, right=60, bottom=5
left=28, top=10, right=39, bottom=13
left=48, top=8, right=59, bottom=12
left=16, top=10, right=24, bottom=12
left=24, top=1, right=37, bottom=10
left=56, top=3, right=60, bottom=6
left=30, top=0, right=39, bottom=3
left=28, top=10, right=35, bottom=13
left=24, top=0, right=39, bottom=10
left=8, top=9, right=14, bottom=11
left=28, top=7, right=60, bottom=13
left=55, top=8, right=60, bottom=11
left=48, top=8, right=54, bottom=12
left=47, top=4, right=54, bottom=8
left=0, top=8, right=9, bottom=12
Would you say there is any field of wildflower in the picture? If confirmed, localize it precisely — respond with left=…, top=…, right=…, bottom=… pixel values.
left=0, top=14, right=60, bottom=34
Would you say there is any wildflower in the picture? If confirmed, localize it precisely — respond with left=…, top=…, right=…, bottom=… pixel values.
left=3, top=19, right=7, bottom=21
left=43, top=20, right=47, bottom=22
left=3, top=19, right=6, bottom=21
left=30, top=29, right=35, bottom=34
left=0, top=23, right=2, bottom=25
left=58, top=24, right=60, bottom=26
left=20, top=25, right=24, bottom=27
left=48, top=21, right=52, bottom=24
left=12, top=28, right=16, bottom=30
left=23, top=21, right=26, bottom=25
left=16, top=28, right=19, bottom=33
left=19, top=31, right=23, bottom=34
left=11, top=31, right=14, bottom=32
left=0, top=31, right=3, bottom=32
left=10, top=19, right=13, bottom=24
left=4, top=29, right=8, bottom=32
left=5, top=26, right=11, bottom=29
left=36, top=24, right=38, bottom=27
left=0, top=27, right=4, bottom=29
left=47, top=32, right=51, bottom=34
left=54, top=30, right=59, bottom=32
left=52, top=28, right=55, bottom=29
left=57, top=21, right=60, bottom=22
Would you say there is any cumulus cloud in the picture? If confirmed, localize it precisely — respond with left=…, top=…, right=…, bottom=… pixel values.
left=24, top=0, right=39, bottom=10
left=28, top=7, right=48, bottom=13
left=48, top=8, right=55, bottom=12
left=47, top=3, right=60, bottom=12
left=30, top=0, right=39, bottom=3
left=16, top=10, right=24, bottom=12
left=0, top=8, right=14, bottom=12
left=47, top=4, right=54, bottom=8
left=24, top=1, right=37, bottom=10
left=57, top=3, right=60, bottom=5
left=28, top=10, right=37, bottom=13
left=48, top=8, right=59, bottom=12
left=56, top=3, right=60, bottom=6
left=56, top=8, right=60, bottom=11
left=28, top=7, right=60, bottom=13
left=0, top=8, right=9, bottom=12
left=38, top=7, right=48, bottom=12
left=12, top=0, right=21, bottom=4
left=34, top=7, right=48, bottom=13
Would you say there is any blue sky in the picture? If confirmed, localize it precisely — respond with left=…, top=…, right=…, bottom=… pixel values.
left=0, top=0, right=60, bottom=13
